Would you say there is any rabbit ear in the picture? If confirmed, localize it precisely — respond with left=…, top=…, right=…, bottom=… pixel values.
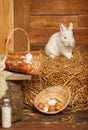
left=68, top=23, right=73, bottom=30
left=60, top=23, right=66, bottom=32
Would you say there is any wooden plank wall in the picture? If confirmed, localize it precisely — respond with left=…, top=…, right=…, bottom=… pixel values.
left=0, top=0, right=14, bottom=53
left=14, top=0, right=88, bottom=51
left=14, top=0, right=31, bottom=52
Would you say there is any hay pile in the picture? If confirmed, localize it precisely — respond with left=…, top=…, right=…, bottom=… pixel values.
left=23, top=49, right=88, bottom=111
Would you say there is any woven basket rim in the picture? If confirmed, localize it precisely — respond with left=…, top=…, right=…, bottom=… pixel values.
left=34, top=85, right=70, bottom=114
left=5, top=27, right=30, bottom=55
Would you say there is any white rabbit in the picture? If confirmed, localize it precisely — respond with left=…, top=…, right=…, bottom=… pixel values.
left=45, top=23, right=75, bottom=59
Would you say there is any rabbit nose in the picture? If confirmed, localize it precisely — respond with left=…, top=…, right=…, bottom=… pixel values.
left=68, top=43, right=71, bottom=46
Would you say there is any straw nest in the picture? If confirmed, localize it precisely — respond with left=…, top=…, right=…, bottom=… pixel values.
left=23, top=49, right=88, bottom=111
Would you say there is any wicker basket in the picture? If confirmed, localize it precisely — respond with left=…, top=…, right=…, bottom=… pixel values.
left=34, top=86, right=70, bottom=114
left=5, top=27, right=42, bottom=75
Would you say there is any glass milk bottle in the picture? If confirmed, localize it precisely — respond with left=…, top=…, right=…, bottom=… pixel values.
left=1, top=98, right=12, bottom=128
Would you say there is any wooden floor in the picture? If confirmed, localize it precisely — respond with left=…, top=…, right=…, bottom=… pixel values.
left=0, top=121, right=88, bottom=130
left=0, top=110, right=88, bottom=130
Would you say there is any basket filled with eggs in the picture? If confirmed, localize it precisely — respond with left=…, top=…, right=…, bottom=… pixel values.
left=34, top=86, right=70, bottom=114
left=5, top=27, right=42, bottom=75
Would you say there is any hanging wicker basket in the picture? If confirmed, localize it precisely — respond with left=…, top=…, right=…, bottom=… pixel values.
left=5, top=27, right=42, bottom=75
left=34, top=86, right=70, bottom=114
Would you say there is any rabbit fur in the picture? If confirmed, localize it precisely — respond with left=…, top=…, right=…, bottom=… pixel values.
left=0, top=54, right=12, bottom=99
left=45, top=23, right=75, bottom=59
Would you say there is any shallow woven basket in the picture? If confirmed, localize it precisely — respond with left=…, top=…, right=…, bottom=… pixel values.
left=5, top=27, right=42, bottom=75
left=34, top=86, right=70, bottom=114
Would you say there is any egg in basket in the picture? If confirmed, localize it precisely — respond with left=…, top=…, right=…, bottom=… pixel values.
left=34, top=86, right=70, bottom=114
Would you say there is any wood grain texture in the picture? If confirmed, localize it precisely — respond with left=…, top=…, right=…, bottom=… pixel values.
left=0, top=0, right=14, bottom=53
left=14, top=0, right=31, bottom=52
left=30, top=16, right=78, bottom=28
left=74, top=28, right=88, bottom=44
left=31, top=0, right=88, bottom=15
left=79, top=15, right=88, bottom=27
left=0, top=121, right=87, bottom=130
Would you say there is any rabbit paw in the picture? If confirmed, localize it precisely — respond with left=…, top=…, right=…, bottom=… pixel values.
left=65, top=52, right=73, bottom=59
left=49, top=55, right=56, bottom=59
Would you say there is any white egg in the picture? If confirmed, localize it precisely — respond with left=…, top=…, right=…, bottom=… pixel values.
left=48, top=99, right=57, bottom=106
left=25, top=53, right=32, bottom=60
left=24, top=53, right=33, bottom=64
left=43, top=106, right=49, bottom=112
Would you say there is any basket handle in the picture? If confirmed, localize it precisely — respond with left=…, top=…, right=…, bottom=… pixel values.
left=5, top=27, right=30, bottom=55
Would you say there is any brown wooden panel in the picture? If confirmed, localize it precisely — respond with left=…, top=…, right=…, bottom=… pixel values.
left=14, top=0, right=31, bottom=52
left=0, top=0, right=14, bottom=53
left=30, top=28, right=57, bottom=44
left=30, top=28, right=88, bottom=45
left=74, top=28, right=88, bottom=44
left=30, top=16, right=78, bottom=28
left=31, top=0, right=88, bottom=15
left=3, top=120, right=88, bottom=130
left=79, top=15, right=88, bottom=27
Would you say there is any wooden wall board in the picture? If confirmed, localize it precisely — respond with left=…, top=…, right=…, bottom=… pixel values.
left=74, top=28, right=88, bottom=44
left=79, top=15, right=88, bottom=27
left=30, top=28, right=57, bottom=44
left=14, top=0, right=31, bottom=52
left=30, top=16, right=78, bottom=28
left=31, top=0, right=88, bottom=15
left=0, top=0, right=14, bottom=53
